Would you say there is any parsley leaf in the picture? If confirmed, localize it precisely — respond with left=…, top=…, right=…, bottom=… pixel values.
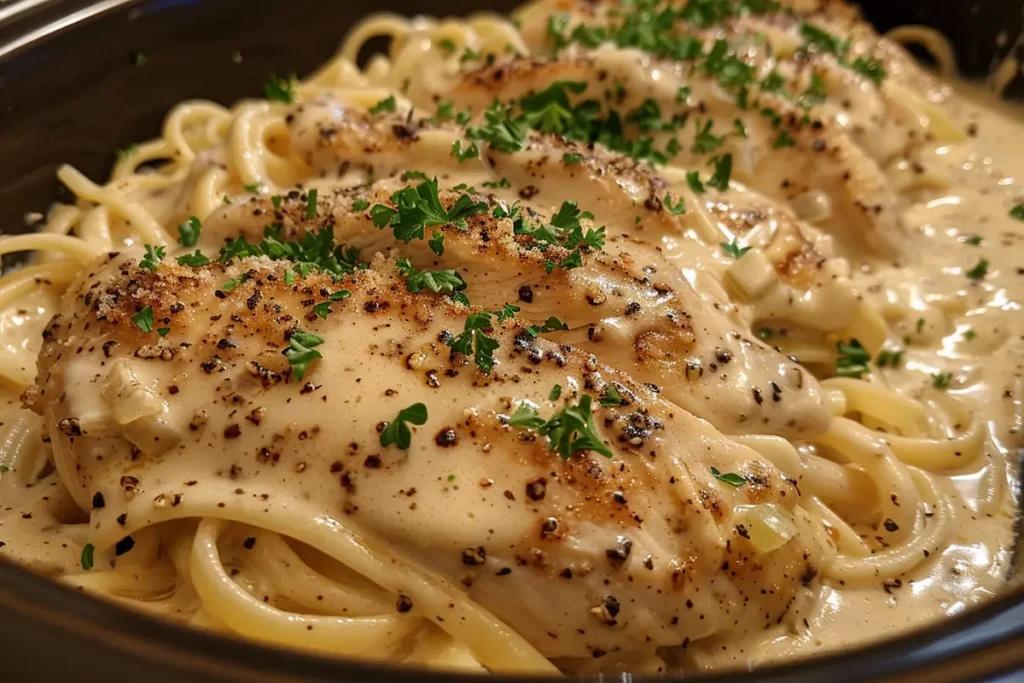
left=562, top=152, right=583, bottom=164
left=380, top=403, right=428, bottom=450
left=263, top=73, right=296, bottom=103
left=132, top=306, right=154, bottom=333
left=496, top=303, right=521, bottom=322
left=720, top=240, right=751, bottom=259
left=509, top=394, right=612, bottom=459
left=664, top=193, right=686, bottom=215
left=686, top=170, right=705, bottom=193
left=139, top=245, right=165, bottom=271
left=966, top=258, right=989, bottom=280
left=525, top=316, right=569, bottom=337
left=312, top=290, right=351, bottom=319
left=508, top=400, right=546, bottom=429
left=549, top=384, right=562, bottom=401
left=370, top=177, right=487, bottom=243
left=931, top=372, right=953, bottom=389
left=710, top=466, right=746, bottom=487
left=220, top=273, right=248, bottom=292
left=284, top=329, right=324, bottom=380
left=707, top=153, right=732, bottom=190
left=177, top=216, right=202, bottom=247
left=396, top=258, right=468, bottom=297
left=369, top=95, right=397, bottom=115
left=800, top=23, right=848, bottom=56
left=452, top=140, right=480, bottom=162
left=835, top=338, right=871, bottom=378
left=600, top=384, right=626, bottom=407
left=81, top=543, right=95, bottom=570
left=448, top=312, right=499, bottom=374
left=306, top=189, right=318, bottom=219
left=850, top=56, right=885, bottom=84
left=428, top=231, right=445, bottom=256
left=176, top=250, right=209, bottom=267
left=1010, top=204, right=1024, bottom=220
left=467, top=100, right=528, bottom=153
left=352, top=198, right=369, bottom=211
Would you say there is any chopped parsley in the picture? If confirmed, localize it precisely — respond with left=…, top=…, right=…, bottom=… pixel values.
left=177, top=217, right=201, bottom=247
left=176, top=250, right=210, bottom=267
left=963, top=235, right=982, bottom=246
left=428, top=231, right=445, bottom=256
left=132, top=52, right=147, bottom=67
left=664, top=193, right=686, bottom=215
left=220, top=273, right=248, bottom=292
left=835, top=338, right=870, bottom=378
left=438, top=38, right=456, bottom=55
left=139, top=245, right=165, bottom=271
left=875, top=348, right=904, bottom=368
left=549, top=384, right=562, bottom=401
left=720, top=239, right=751, bottom=259
left=496, top=303, right=521, bottom=322
left=263, top=73, right=296, bottom=104
left=562, top=152, right=583, bottom=164
left=707, top=153, right=733, bottom=190
left=451, top=140, right=480, bottom=162
left=306, top=189, right=318, bottom=219
left=799, top=23, right=849, bottom=56
left=369, top=95, right=397, bottom=115
left=600, top=384, right=626, bottom=407
left=686, top=171, right=705, bottom=194
left=965, top=258, right=989, bottom=280
left=710, top=466, right=746, bottom=487
left=482, top=178, right=511, bottom=189
left=312, top=290, right=351, bottom=319
left=0, top=465, right=8, bottom=473
left=396, top=259, right=468, bottom=299
left=525, top=316, right=569, bottom=337
left=157, top=327, right=170, bottom=337
left=243, top=183, right=260, bottom=193
left=212, top=226, right=361, bottom=280
left=283, top=330, right=324, bottom=380
left=467, top=101, right=528, bottom=153
left=850, top=56, right=886, bottom=84
left=370, top=177, right=487, bottom=243
left=271, top=195, right=282, bottom=211
left=509, top=394, right=612, bottom=459
left=963, top=328, right=976, bottom=340
left=773, top=130, right=796, bottom=149
left=81, top=543, right=95, bottom=570
left=430, top=100, right=472, bottom=126
left=380, top=403, right=428, bottom=450
left=448, top=312, right=500, bottom=374
left=132, top=306, right=154, bottom=333
left=1010, top=204, right=1024, bottom=220
left=931, top=372, right=953, bottom=389
left=757, top=327, right=773, bottom=340
left=352, top=198, right=370, bottom=211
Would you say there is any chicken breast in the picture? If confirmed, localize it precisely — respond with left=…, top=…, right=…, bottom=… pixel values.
left=202, top=124, right=834, bottom=439
left=26, top=253, right=830, bottom=660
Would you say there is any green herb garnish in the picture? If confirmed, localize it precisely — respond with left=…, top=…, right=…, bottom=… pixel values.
left=448, top=312, right=500, bottom=374
left=710, top=466, right=746, bottom=487
left=263, top=73, right=296, bottom=104
left=284, top=330, right=324, bottom=380
left=139, top=245, right=165, bottom=271
left=720, top=239, right=751, bottom=259
left=380, top=403, right=428, bottom=450
left=81, top=543, right=95, bottom=570
left=369, top=95, right=397, bottom=115
left=132, top=306, right=154, bottom=333
left=965, top=258, right=989, bottom=280
left=836, top=338, right=871, bottom=378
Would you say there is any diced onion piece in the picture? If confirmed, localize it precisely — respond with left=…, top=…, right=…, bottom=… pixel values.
left=103, top=359, right=162, bottom=425
left=790, top=190, right=832, bottom=224
left=725, top=248, right=776, bottom=300
left=734, top=503, right=798, bottom=553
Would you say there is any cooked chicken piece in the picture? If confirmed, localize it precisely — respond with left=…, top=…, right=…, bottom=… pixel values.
left=202, top=159, right=834, bottom=439
left=288, top=101, right=862, bottom=336
left=438, top=51, right=901, bottom=258
left=27, top=254, right=830, bottom=660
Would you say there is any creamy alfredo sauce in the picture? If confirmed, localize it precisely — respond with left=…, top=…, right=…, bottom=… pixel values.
left=694, top=91, right=1023, bottom=668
